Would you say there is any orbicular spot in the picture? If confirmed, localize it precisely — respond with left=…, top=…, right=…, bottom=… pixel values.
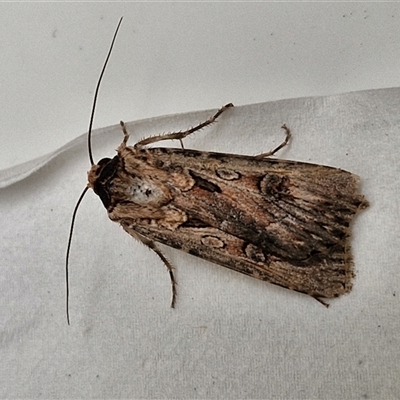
left=245, top=243, right=266, bottom=263
left=201, top=235, right=225, bottom=249
left=216, top=168, right=241, bottom=181
left=259, top=174, right=290, bottom=196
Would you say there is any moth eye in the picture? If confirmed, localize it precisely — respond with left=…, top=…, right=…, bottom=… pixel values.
left=97, top=157, right=112, bottom=168
left=92, top=156, right=120, bottom=209
left=94, top=158, right=113, bottom=179
left=97, top=158, right=111, bottom=176
left=96, top=185, right=111, bottom=209
left=97, top=156, right=119, bottom=181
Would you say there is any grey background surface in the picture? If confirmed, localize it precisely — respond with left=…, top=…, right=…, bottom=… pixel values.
left=1, top=3, right=399, bottom=399
left=2, top=3, right=400, bottom=169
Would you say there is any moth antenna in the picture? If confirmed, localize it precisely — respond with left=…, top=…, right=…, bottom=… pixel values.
left=66, top=18, right=123, bottom=325
left=88, top=17, right=123, bottom=165
left=66, top=187, right=89, bottom=325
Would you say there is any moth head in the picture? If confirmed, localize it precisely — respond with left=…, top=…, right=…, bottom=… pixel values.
left=87, top=156, right=119, bottom=209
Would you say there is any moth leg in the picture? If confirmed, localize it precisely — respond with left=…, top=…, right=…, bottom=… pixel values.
left=124, top=227, right=177, bottom=308
left=135, top=103, right=234, bottom=147
left=255, top=124, right=292, bottom=158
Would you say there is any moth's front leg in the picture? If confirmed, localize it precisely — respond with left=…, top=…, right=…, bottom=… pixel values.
left=122, top=225, right=177, bottom=308
left=133, top=103, right=234, bottom=148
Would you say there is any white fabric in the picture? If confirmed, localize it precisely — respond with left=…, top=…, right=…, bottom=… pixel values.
left=1, top=88, right=398, bottom=398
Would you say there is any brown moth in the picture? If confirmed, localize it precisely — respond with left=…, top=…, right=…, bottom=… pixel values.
left=66, top=18, right=368, bottom=323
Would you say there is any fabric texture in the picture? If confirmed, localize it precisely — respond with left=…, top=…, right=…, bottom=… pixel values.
left=0, top=89, right=398, bottom=399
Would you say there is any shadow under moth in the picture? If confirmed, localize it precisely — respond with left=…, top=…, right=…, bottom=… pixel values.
left=66, top=18, right=368, bottom=323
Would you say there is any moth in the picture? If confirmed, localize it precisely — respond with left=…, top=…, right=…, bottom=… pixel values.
left=66, top=18, right=368, bottom=323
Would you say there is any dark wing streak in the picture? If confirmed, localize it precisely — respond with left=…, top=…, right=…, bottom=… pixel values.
left=174, top=178, right=337, bottom=263
left=179, top=160, right=360, bottom=250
